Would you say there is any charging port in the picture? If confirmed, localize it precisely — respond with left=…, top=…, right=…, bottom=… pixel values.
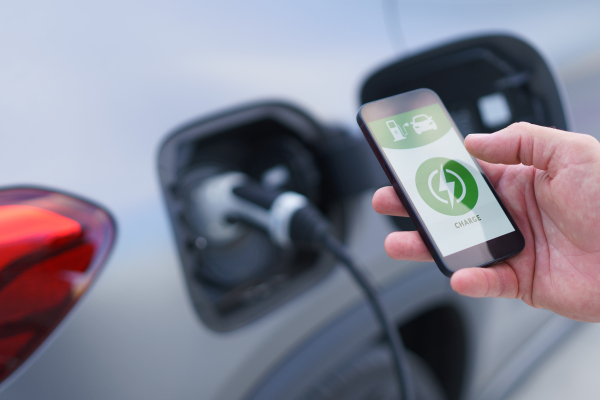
left=158, top=103, right=346, bottom=331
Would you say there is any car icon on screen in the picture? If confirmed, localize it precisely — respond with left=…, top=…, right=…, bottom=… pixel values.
left=411, top=114, right=437, bottom=134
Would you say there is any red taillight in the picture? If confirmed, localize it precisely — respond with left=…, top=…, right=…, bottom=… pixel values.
left=0, top=188, right=115, bottom=383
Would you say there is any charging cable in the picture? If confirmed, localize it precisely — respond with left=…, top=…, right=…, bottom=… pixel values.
left=195, top=172, right=416, bottom=400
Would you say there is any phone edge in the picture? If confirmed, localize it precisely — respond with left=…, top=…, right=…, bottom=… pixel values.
left=356, top=110, right=454, bottom=277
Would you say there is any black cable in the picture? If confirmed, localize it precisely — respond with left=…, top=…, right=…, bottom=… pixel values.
left=320, top=234, right=416, bottom=400
left=225, top=181, right=416, bottom=399
left=289, top=206, right=416, bottom=400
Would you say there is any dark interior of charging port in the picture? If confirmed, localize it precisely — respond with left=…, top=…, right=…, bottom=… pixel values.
left=158, top=104, right=344, bottom=331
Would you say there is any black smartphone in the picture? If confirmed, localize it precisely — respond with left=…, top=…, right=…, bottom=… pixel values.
left=357, top=88, right=524, bottom=276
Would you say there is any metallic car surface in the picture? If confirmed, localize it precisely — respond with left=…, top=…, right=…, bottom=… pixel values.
left=0, top=1, right=598, bottom=399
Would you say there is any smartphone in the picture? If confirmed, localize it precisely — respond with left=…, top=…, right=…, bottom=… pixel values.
left=357, top=88, right=524, bottom=276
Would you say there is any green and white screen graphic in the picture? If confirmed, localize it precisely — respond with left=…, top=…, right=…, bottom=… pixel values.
left=415, top=157, right=478, bottom=216
left=369, top=103, right=514, bottom=256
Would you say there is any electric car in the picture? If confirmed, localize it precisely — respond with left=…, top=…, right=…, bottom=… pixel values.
left=411, top=114, right=437, bottom=134
left=0, top=1, right=598, bottom=400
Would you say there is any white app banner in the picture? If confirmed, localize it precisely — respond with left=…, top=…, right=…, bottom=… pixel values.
left=382, top=128, right=514, bottom=256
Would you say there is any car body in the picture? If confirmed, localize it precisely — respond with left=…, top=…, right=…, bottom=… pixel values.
left=0, top=1, right=599, bottom=400
left=411, top=114, right=437, bottom=134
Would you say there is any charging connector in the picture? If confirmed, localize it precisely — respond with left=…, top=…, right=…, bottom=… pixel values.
left=195, top=172, right=416, bottom=400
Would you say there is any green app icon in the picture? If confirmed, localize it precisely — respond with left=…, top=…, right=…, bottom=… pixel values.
left=415, top=157, right=478, bottom=216
left=368, top=103, right=453, bottom=150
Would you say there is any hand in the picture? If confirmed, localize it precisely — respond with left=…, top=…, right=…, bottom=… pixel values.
left=373, top=122, right=600, bottom=322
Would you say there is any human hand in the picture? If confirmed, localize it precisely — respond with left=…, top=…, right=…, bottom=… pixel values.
left=373, top=122, right=600, bottom=322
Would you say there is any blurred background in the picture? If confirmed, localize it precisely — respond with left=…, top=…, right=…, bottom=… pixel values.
left=0, top=1, right=599, bottom=399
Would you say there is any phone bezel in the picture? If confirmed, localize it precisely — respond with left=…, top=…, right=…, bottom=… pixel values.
left=357, top=88, right=525, bottom=276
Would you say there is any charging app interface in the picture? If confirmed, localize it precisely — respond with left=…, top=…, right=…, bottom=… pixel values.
left=368, top=103, right=514, bottom=256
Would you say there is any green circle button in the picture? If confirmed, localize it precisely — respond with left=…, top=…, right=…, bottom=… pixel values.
left=415, top=157, right=478, bottom=216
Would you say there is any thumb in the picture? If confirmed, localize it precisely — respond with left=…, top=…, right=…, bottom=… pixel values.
left=464, top=122, right=585, bottom=173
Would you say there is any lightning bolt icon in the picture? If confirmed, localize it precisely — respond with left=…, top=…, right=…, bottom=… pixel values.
left=438, top=164, right=455, bottom=208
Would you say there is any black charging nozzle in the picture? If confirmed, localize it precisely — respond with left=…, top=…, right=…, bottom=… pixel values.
left=193, top=171, right=415, bottom=400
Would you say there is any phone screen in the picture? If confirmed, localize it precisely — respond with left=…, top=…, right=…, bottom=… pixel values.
left=367, top=102, right=515, bottom=257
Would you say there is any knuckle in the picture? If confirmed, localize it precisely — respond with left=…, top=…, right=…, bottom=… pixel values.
left=579, top=133, right=599, bottom=147
left=505, top=121, right=531, bottom=133
left=569, top=134, right=600, bottom=161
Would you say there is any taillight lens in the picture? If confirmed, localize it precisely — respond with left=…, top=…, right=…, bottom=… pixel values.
left=0, top=188, right=115, bottom=383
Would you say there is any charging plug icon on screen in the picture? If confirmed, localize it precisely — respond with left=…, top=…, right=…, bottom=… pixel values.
left=386, top=120, right=410, bottom=141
